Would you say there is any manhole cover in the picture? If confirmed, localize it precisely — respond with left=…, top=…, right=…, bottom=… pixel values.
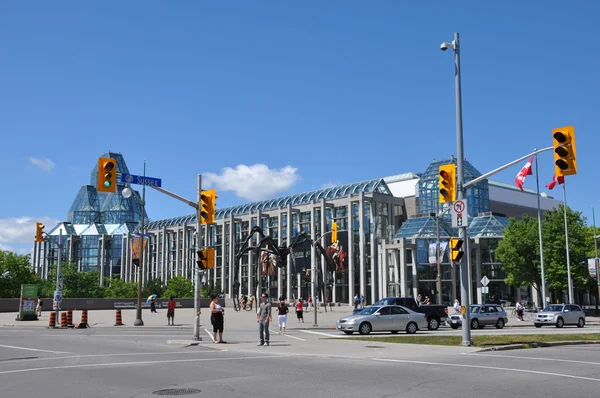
left=152, top=388, right=201, bottom=396
left=365, top=345, right=385, bottom=349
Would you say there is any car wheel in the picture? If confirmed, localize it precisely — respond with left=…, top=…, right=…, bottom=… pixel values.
left=535, top=324, right=542, bottom=328
left=577, top=317, right=585, bottom=328
left=450, top=325, right=459, bottom=329
left=391, top=331, right=399, bottom=334
left=427, top=317, right=440, bottom=330
left=406, top=322, right=418, bottom=334
left=343, top=331, right=353, bottom=335
left=471, top=319, right=479, bottom=329
left=496, top=319, right=505, bottom=329
left=359, top=322, right=372, bottom=335
left=556, top=317, right=564, bottom=328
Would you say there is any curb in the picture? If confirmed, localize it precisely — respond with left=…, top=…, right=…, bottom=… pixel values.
left=476, top=340, right=600, bottom=352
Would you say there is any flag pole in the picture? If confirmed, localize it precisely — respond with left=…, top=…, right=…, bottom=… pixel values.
left=562, top=179, right=573, bottom=304
left=534, top=153, right=546, bottom=308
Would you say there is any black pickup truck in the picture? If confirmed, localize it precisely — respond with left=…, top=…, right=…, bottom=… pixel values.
left=354, top=297, right=447, bottom=330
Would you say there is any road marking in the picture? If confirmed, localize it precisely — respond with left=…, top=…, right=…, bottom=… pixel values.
left=297, top=330, right=343, bottom=338
left=372, top=357, right=600, bottom=383
left=269, top=329, right=306, bottom=341
left=0, top=355, right=290, bottom=376
left=204, top=329, right=215, bottom=342
left=468, top=352, right=600, bottom=366
left=0, top=344, right=69, bottom=354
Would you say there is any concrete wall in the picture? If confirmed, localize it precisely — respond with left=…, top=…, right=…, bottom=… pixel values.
left=0, top=298, right=224, bottom=313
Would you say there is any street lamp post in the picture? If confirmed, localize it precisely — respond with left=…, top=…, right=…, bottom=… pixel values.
left=593, top=206, right=600, bottom=315
left=441, top=32, right=471, bottom=346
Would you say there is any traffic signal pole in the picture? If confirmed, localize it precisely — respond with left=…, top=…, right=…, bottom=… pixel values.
left=194, top=174, right=203, bottom=341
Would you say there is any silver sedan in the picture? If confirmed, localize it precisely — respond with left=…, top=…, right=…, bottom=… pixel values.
left=336, top=305, right=428, bottom=335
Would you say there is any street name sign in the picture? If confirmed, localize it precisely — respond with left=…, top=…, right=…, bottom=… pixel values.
left=120, top=173, right=162, bottom=187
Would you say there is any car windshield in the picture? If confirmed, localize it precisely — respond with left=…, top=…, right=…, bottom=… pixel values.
left=543, top=305, right=564, bottom=312
left=358, top=306, right=381, bottom=315
left=470, top=305, right=480, bottom=313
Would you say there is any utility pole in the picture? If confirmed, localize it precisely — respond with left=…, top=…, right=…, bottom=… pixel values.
left=194, top=174, right=203, bottom=341
left=593, top=206, right=599, bottom=316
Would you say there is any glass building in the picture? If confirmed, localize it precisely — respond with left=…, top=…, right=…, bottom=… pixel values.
left=34, top=154, right=559, bottom=308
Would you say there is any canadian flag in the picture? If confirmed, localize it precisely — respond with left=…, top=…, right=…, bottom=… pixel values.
left=545, top=175, right=565, bottom=190
left=515, top=156, right=534, bottom=191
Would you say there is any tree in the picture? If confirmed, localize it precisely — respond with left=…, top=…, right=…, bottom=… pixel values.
left=201, top=280, right=222, bottom=298
left=142, top=278, right=166, bottom=299
left=496, top=205, right=592, bottom=304
left=496, top=215, right=542, bottom=302
left=40, top=262, right=105, bottom=298
left=163, top=276, right=193, bottom=298
left=104, top=278, right=138, bottom=298
left=0, top=251, right=39, bottom=298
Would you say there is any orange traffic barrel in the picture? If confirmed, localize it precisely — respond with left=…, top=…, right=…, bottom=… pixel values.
left=77, top=309, right=89, bottom=328
left=60, top=312, right=68, bottom=328
left=48, top=311, right=56, bottom=328
left=67, top=309, right=74, bottom=327
left=114, top=309, right=123, bottom=326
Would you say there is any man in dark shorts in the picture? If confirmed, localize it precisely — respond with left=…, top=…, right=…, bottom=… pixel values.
left=167, top=297, right=176, bottom=326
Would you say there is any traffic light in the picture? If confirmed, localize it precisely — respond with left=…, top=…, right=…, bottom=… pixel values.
left=35, top=222, right=45, bottom=243
left=331, top=222, right=338, bottom=242
left=439, top=164, right=456, bottom=203
left=450, top=238, right=464, bottom=262
left=196, top=248, right=215, bottom=269
left=552, top=126, right=577, bottom=176
left=199, top=189, right=217, bottom=225
left=97, top=157, right=117, bottom=193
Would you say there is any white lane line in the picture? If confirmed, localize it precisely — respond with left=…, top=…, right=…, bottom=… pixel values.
left=269, top=329, right=306, bottom=341
left=297, top=330, right=343, bottom=338
left=204, top=329, right=215, bottom=342
left=467, top=352, right=600, bottom=366
left=0, top=344, right=69, bottom=354
left=372, top=357, right=600, bottom=383
left=0, top=355, right=290, bottom=376
left=1, top=351, right=210, bottom=364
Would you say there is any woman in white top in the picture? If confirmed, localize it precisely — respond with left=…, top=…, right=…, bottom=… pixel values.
left=277, top=300, right=289, bottom=334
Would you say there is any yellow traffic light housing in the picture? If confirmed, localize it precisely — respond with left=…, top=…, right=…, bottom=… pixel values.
left=97, top=157, right=117, bottom=193
left=35, top=222, right=45, bottom=243
left=199, top=189, right=217, bottom=225
left=439, top=164, right=456, bottom=203
left=197, top=248, right=215, bottom=269
left=331, top=222, right=338, bottom=242
left=552, top=126, right=577, bottom=176
left=450, top=238, right=464, bottom=262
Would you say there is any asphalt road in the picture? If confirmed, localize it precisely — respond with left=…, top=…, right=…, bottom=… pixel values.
left=1, top=323, right=600, bottom=398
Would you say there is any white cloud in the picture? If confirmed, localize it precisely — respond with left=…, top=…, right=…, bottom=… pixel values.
left=28, top=156, right=56, bottom=173
left=321, top=181, right=342, bottom=189
left=0, top=216, right=61, bottom=246
left=203, top=164, right=300, bottom=201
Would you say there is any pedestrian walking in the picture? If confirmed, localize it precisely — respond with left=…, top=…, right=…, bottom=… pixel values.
left=295, top=298, right=304, bottom=323
left=167, top=297, right=176, bottom=325
left=453, top=299, right=461, bottom=314
left=257, top=293, right=272, bottom=346
left=277, top=300, right=288, bottom=334
left=210, top=295, right=226, bottom=343
left=353, top=294, right=359, bottom=311
left=36, top=298, right=43, bottom=317
left=516, top=300, right=524, bottom=321
left=307, top=296, right=312, bottom=312
left=150, top=297, right=157, bottom=313
left=360, top=295, right=365, bottom=309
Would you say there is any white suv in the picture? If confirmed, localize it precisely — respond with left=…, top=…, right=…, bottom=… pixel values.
left=534, top=304, right=585, bottom=328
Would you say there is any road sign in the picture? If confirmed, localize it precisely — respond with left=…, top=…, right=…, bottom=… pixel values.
left=120, top=173, right=162, bottom=187
left=451, top=199, right=467, bottom=228
left=57, top=273, right=63, bottom=291
left=481, top=276, right=490, bottom=287
left=481, top=286, right=489, bottom=294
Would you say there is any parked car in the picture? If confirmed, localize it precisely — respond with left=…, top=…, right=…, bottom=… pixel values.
left=534, top=304, right=585, bottom=328
left=446, top=304, right=508, bottom=329
left=336, top=305, right=428, bottom=335
left=354, top=297, right=447, bottom=330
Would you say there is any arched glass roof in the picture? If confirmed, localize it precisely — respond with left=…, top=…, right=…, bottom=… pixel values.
left=394, top=215, right=456, bottom=239
left=468, top=213, right=509, bottom=238
left=144, top=177, right=392, bottom=230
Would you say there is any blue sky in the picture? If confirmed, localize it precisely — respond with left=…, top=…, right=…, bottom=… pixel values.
left=1, top=2, right=599, bottom=254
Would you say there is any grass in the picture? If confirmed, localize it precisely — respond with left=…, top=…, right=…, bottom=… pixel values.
left=340, top=333, right=600, bottom=347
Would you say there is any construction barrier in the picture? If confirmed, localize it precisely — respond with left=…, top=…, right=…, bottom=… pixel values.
left=76, top=309, right=89, bottom=328
left=114, top=309, right=123, bottom=326
left=48, top=311, right=56, bottom=328
left=60, top=312, right=68, bottom=328
left=67, top=309, right=74, bottom=327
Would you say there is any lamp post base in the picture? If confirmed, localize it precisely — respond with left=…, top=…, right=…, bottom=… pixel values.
left=134, top=308, right=144, bottom=326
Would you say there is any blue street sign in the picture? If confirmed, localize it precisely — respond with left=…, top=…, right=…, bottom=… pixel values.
left=120, top=173, right=162, bottom=187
